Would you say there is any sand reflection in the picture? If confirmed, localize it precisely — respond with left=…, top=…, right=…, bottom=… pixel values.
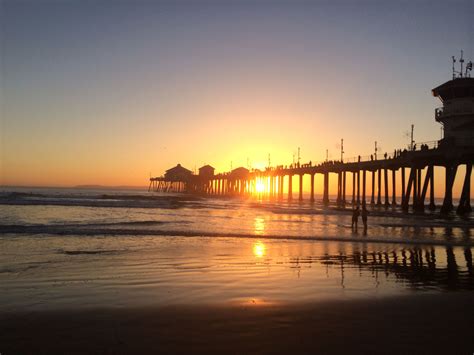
left=253, top=241, right=266, bottom=258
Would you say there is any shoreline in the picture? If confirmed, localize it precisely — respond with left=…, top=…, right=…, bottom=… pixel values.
left=1, top=229, right=473, bottom=247
left=1, top=292, right=473, bottom=354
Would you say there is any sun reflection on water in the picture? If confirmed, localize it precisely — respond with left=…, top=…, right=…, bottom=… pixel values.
left=254, top=217, right=265, bottom=235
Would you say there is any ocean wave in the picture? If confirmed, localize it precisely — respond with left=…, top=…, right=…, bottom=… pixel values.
left=1, top=191, right=472, bottom=226
left=0, top=192, right=209, bottom=209
left=1, top=224, right=472, bottom=247
left=74, top=220, right=173, bottom=227
left=62, top=250, right=120, bottom=255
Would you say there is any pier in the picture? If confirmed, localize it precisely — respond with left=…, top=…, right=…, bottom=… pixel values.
left=150, top=146, right=473, bottom=214
left=149, top=59, right=474, bottom=215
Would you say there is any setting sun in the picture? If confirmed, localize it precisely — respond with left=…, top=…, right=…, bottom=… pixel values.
left=255, top=181, right=266, bottom=193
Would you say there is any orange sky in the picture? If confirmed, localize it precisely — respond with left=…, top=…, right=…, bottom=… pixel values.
left=1, top=1, right=472, bottom=198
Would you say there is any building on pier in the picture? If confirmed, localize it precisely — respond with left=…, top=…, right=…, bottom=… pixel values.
left=229, top=167, right=250, bottom=179
left=198, top=165, right=215, bottom=178
left=164, top=164, right=193, bottom=181
left=433, top=77, right=474, bottom=148
left=147, top=164, right=193, bottom=193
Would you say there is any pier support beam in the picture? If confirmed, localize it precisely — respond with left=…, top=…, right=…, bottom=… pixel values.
left=356, top=171, right=360, bottom=205
left=391, top=169, right=397, bottom=205
left=351, top=172, right=356, bottom=205
left=336, top=172, right=341, bottom=204
left=441, top=165, right=458, bottom=214
left=429, top=168, right=436, bottom=210
left=402, top=167, right=415, bottom=211
left=362, top=170, right=366, bottom=207
left=371, top=171, right=375, bottom=204
left=323, top=172, right=329, bottom=205
left=419, top=165, right=433, bottom=212
left=310, top=174, right=315, bottom=203
left=457, top=163, right=472, bottom=215
left=288, top=175, right=293, bottom=201
left=342, top=171, right=346, bottom=205
left=270, top=176, right=274, bottom=199
left=413, top=168, right=418, bottom=209
left=280, top=175, right=285, bottom=200
left=401, top=167, right=406, bottom=206
left=417, top=168, right=422, bottom=207
left=384, top=168, right=389, bottom=207
left=377, top=169, right=382, bottom=205
left=299, top=174, right=303, bottom=201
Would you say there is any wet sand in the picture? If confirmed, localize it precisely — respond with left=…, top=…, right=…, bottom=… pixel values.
left=2, top=190, right=473, bottom=354
left=1, top=292, right=473, bottom=355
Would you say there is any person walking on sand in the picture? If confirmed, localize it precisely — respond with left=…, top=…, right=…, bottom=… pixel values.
left=361, top=205, right=369, bottom=233
left=351, top=206, right=360, bottom=229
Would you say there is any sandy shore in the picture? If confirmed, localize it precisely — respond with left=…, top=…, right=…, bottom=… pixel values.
left=1, top=292, right=473, bottom=355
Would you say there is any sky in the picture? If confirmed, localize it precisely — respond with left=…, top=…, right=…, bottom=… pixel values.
left=1, top=0, right=473, bottom=190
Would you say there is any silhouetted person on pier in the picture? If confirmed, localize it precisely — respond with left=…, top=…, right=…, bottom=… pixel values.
left=352, top=206, right=360, bottom=229
left=361, top=206, right=368, bottom=234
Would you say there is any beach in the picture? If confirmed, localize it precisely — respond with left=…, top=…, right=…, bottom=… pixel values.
left=2, top=293, right=473, bottom=354
left=1, top=188, right=473, bottom=354
left=3, top=0, right=474, bottom=352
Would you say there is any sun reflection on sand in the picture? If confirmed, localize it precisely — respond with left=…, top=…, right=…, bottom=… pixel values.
left=253, top=241, right=266, bottom=258
left=240, top=298, right=276, bottom=307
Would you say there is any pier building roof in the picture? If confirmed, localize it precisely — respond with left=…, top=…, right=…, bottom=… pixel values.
left=165, top=164, right=193, bottom=181
left=432, top=78, right=474, bottom=101
left=230, top=167, right=250, bottom=179
left=199, top=165, right=215, bottom=176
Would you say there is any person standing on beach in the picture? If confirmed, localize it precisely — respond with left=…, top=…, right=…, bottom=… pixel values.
left=352, top=206, right=360, bottom=229
left=361, top=205, right=368, bottom=234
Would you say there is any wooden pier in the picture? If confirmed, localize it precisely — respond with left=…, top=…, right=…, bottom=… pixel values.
left=149, top=144, right=473, bottom=215
left=149, top=60, right=474, bottom=215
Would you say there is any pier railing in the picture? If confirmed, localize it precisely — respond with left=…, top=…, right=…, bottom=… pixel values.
left=435, top=106, right=474, bottom=121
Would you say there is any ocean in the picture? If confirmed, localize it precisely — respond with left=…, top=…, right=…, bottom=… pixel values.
left=1, top=186, right=473, bottom=312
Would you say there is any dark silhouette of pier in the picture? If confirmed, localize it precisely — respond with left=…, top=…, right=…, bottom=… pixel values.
left=291, top=245, right=474, bottom=291
left=149, top=58, right=474, bottom=215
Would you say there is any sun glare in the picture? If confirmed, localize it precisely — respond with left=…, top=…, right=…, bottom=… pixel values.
left=255, top=181, right=265, bottom=193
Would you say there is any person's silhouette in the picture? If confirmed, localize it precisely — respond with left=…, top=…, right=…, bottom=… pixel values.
left=352, top=206, right=360, bottom=230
